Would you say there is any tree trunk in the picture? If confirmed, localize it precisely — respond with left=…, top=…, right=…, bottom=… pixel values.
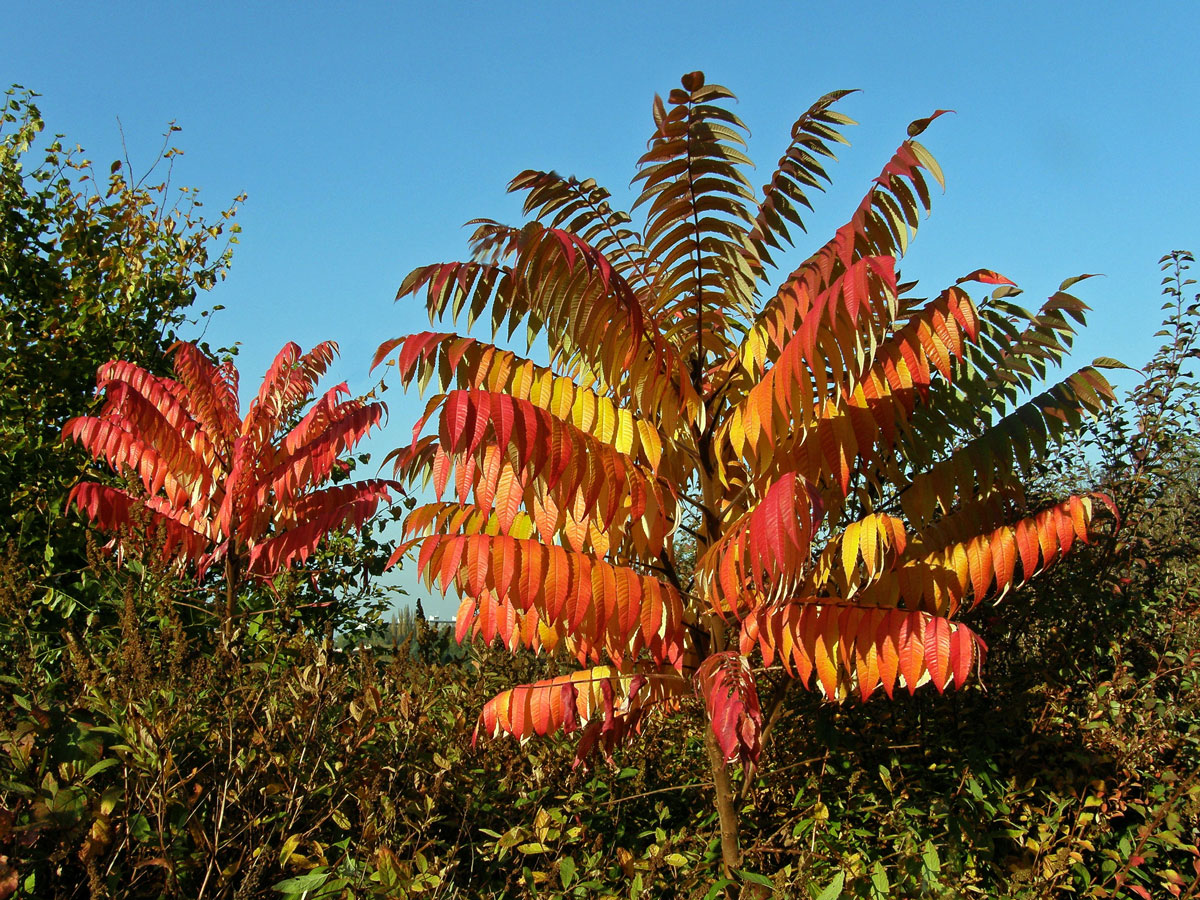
left=704, top=726, right=742, bottom=879
left=223, top=554, right=238, bottom=646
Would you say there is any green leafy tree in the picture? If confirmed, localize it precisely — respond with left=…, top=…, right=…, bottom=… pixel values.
left=0, top=86, right=241, bottom=577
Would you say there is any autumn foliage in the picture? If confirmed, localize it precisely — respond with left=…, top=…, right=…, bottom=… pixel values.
left=64, top=341, right=395, bottom=591
left=7, top=81, right=1197, bottom=900
left=378, top=74, right=1118, bottom=817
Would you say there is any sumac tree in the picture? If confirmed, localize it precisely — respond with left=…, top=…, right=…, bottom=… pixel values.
left=376, top=73, right=1119, bottom=877
left=64, top=341, right=396, bottom=639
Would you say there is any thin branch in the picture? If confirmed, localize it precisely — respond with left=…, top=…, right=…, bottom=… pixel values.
left=596, top=780, right=713, bottom=807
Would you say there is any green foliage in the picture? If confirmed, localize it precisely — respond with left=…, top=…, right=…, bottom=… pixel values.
left=1, top=473, right=1196, bottom=899
left=0, top=86, right=241, bottom=579
left=266, top=453, right=409, bottom=641
left=1, top=536, right=469, bottom=898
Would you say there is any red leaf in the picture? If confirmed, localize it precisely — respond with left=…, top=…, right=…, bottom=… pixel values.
left=949, top=623, right=975, bottom=688
left=956, top=268, right=1016, bottom=287
left=897, top=612, right=925, bottom=695
left=695, top=653, right=763, bottom=765
left=65, top=342, right=390, bottom=581
left=876, top=612, right=901, bottom=699
left=923, top=615, right=952, bottom=693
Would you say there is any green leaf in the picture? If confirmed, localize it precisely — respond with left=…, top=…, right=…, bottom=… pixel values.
left=127, top=813, right=152, bottom=843
left=704, top=880, right=736, bottom=900
left=278, top=834, right=302, bottom=867
left=82, top=757, right=120, bottom=780
left=559, top=855, right=576, bottom=889
left=922, top=841, right=941, bottom=875
left=736, top=869, right=776, bottom=888
left=272, top=871, right=330, bottom=893
left=870, top=861, right=890, bottom=897
left=664, top=852, right=688, bottom=867
left=815, top=871, right=845, bottom=900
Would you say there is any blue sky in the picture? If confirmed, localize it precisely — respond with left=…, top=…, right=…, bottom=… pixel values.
left=6, top=1, right=1198, bottom=615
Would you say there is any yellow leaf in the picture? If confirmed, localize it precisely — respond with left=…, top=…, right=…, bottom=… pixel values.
left=728, top=408, right=747, bottom=459
left=614, top=409, right=635, bottom=455
left=841, top=521, right=861, bottom=585
left=596, top=401, right=616, bottom=445
left=571, top=387, right=596, bottom=433
left=859, top=516, right=878, bottom=577
left=636, top=420, right=662, bottom=470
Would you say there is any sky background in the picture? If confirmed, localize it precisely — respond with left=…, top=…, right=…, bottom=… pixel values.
left=5, top=1, right=1198, bottom=616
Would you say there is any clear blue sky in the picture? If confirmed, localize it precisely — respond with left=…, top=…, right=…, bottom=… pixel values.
left=6, top=1, right=1198, bottom=615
